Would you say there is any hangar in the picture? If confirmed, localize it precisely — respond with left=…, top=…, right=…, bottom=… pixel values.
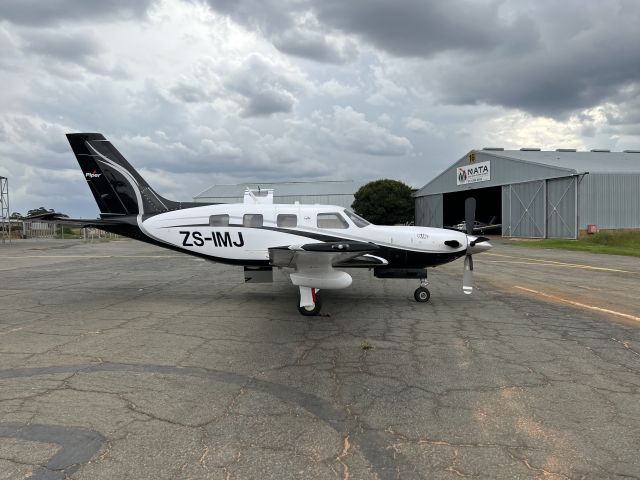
left=415, top=148, right=640, bottom=239
left=194, top=180, right=368, bottom=208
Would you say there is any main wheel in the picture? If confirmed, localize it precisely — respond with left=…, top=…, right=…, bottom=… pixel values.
left=298, top=299, right=322, bottom=316
left=414, top=287, right=430, bottom=303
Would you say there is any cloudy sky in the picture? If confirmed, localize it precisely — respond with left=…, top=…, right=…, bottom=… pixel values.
left=1, top=0, right=639, bottom=217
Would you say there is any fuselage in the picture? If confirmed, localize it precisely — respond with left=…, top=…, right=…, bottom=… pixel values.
left=137, top=203, right=471, bottom=268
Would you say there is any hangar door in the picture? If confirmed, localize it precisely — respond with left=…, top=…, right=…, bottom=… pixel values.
left=415, top=194, right=443, bottom=227
left=502, top=181, right=545, bottom=238
left=547, top=176, right=577, bottom=239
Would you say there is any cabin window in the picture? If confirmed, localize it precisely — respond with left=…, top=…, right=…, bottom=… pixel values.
left=243, top=214, right=263, bottom=228
left=317, top=213, right=349, bottom=229
left=344, top=209, right=371, bottom=228
left=277, top=214, right=297, bottom=228
left=209, top=214, right=229, bottom=227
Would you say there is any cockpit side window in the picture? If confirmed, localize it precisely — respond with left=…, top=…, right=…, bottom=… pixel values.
left=344, top=209, right=371, bottom=228
left=317, top=213, right=349, bottom=229
left=277, top=214, right=297, bottom=228
left=209, top=214, right=229, bottom=227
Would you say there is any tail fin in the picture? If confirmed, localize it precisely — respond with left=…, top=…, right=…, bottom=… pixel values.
left=66, top=133, right=180, bottom=216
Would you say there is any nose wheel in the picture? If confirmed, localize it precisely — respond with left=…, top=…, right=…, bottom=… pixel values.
left=414, top=278, right=430, bottom=303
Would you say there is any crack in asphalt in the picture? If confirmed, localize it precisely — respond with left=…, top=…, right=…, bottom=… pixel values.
left=0, top=362, right=422, bottom=480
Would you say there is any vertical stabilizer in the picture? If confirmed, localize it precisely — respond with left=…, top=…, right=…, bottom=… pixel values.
left=66, top=133, right=179, bottom=216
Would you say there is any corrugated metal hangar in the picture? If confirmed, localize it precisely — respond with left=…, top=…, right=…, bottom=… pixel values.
left=194, top=180, right=368, bottom=208
left=415, top=148, right=640, bottom=239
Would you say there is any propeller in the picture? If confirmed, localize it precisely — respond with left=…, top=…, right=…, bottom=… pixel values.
left=463, top=197, right=476, bottom=294
left=463, top=254, right=473, bottom=294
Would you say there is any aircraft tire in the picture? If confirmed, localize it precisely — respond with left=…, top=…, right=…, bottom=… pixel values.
left=414, top=287, right=430, bottom=303
left=298, top=299, right=322, bottom=316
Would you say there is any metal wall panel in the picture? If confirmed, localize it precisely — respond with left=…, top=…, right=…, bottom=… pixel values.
left=502, top=181, right=545, bottom=238
left=579, top=174, right=640, bottom=229
left=547, top=176, right=577, bottom=238
left=415, top=194, right=443, bottom=227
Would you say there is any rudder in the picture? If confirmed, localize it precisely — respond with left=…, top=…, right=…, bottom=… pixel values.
left=66, top=133, right=178, bottom=216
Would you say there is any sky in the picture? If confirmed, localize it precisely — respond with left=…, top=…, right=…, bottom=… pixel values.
left=1, top=0, right=639, bottom=217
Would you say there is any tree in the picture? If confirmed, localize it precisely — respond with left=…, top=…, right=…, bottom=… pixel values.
left=27, top=207, right=55, bottom=217
left=10, top=212, right=23, bottom=219
left=351, top=179, right=414, bottom=225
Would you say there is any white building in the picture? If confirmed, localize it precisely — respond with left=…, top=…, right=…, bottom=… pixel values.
left=194, top=180, right=370, bottom=209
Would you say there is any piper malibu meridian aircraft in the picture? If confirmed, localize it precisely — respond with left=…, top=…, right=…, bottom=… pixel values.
left=35, top=133, right=492, bottom=316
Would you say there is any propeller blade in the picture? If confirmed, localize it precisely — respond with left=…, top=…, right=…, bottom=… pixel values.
left=465, top=197, right=476, bottom=235
left=469, top=236, right=490, bottom=247
left=463, top=254, right=473, bottom=294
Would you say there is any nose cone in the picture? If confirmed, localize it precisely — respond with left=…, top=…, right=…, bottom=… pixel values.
left=467, top=236, right=493, bottom=254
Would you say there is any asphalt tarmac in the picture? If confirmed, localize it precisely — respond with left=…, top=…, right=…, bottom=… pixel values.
left=0, top=238, right=638, bottom=479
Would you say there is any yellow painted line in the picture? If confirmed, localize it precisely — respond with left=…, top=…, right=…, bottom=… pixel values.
left=0, top=327, right=23, bottom=336
left=481, top=260, right=595, bottom=267
left=484, top=252, right=633, bottom=274
left=514, top=286, right=640, bottom=322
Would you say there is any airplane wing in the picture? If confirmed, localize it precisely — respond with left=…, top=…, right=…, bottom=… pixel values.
left=269, top=241, right=388, bottom=309
left=268, top=241, right=388, bottom=269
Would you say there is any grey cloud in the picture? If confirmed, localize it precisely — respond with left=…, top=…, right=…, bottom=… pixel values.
left=431, top=6, right=640, bottom=116
left=24, top=30, right=103, bottom=61
left=196, top=0, right=358, bottom=64
left=170, top=82, right=212, bottom=103
left=198, top=0, right=640, bottom=117
left=0, top=0, right=155, bottom=26
left=242, top=90, right=296, bottom=117
left=307, top=106, right=413, bottom=157
left=225, top=54, right=307, bottom=117
left=0, top=25, right=20, bottom=68
left=313, top=0, right=539, bottom=57
left=272, top=28, right=357, bottom=64
left=195, top=0, right=294, bottom=34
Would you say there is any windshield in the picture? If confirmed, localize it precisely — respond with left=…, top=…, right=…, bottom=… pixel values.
left=344, top=209, right=371, bottom=227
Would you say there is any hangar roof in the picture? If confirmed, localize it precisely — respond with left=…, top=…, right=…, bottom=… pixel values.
left=486, top=150, right=640, bottom=174
left=416, top=149, right=640, bottom=197
left=195, top=180, right=368, bottom=200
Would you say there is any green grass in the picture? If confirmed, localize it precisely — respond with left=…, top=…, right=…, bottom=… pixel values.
left=511, top=230, right=640, bottom=258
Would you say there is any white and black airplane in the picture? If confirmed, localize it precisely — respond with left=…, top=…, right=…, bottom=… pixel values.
left=34, top=133, right=492, bottom=315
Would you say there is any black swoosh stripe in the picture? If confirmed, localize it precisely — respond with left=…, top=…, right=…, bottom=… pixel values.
left=159, top=223, right=348, bottom=242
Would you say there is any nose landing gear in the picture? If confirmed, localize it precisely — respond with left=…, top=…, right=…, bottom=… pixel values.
left=414, top=278, right=430, bottom=303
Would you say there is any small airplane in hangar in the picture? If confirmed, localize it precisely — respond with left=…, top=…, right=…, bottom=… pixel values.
left=33, top=133, right=492, bottom=316
left=450, top=217, right=502, bottom=235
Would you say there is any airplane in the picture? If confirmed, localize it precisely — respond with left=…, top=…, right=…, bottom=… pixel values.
left=32, top=133, right=492, bottom=316
left=450, top=217, right=502, bottom=235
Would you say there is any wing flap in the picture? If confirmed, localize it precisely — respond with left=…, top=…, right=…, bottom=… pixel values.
left=269, top=241, right=381, bottom=268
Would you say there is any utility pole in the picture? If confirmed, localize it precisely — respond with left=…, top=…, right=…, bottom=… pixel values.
left=0, top=176, right=10, bottom=245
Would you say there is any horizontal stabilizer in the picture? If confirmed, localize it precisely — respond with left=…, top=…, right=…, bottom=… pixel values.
left=25, top=212, right=125, bottom=228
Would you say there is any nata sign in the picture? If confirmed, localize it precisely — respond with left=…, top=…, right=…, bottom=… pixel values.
left=456, top=161, right=490, bottom=185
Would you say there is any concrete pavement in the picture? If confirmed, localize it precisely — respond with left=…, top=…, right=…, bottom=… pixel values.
left=0, top=239, right=638, bottom=479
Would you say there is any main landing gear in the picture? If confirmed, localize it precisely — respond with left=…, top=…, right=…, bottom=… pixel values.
left=298, top=287, right=322, bottom=316
left=414, top=278, right=430, bottom=303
